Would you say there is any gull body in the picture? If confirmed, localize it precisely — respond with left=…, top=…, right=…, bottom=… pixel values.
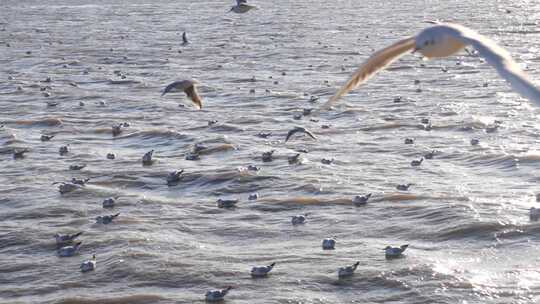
left=182, top=32, right=189, bottom=45
left=102, top=197, right=117, bottom=208
left=291, top=214, right=307, bottom=225
left=217, top=199, right=238, bottom=208
left=322, top=238, right=336, bottom=250
left=205, top=287, right=232, bottom=302
left=58, top=241, right=82, bottom=257
left=338, top=261, right=359, bottom=278
left=55, top=232, right=83, bottom=247
left=162, top=80, right=203, bottom=109
left=323, top=22, right=540, bottom=109
left=167, top=169, right=184, bottom=186
left=384, top=244, right=409, bottom=259
left=353, top=193, right=371, bottom=206
left=250, top=262, right=275, bottom=277
left=96, top=213, right=120, bottom=224
left=80, top=254, right=96, bottom=272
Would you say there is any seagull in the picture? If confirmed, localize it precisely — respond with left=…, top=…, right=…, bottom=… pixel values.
left=291, top=214, right=307, bottom=225
left=250, top=262, right=275, bottom=277
left=167, top=169, right=184, bottom=186
left=384, top=244, right=409, bottom=259
left=411, top=158, right=423, bottom=166
left=338, top=261, right=360, bottom=278
left=142, top=150, right=154, bottom=165
left=80, top=254, right=97, bottom=272
left=230, top=0, right=257, bottom=13
left=322, top=238, right=336, bottom=250
left=182, top=32, right=189, bottom=46
left=396, top=183, right=412, bottom=191
left=162, top=80, right=203, bottom=109
left=353, top=193, right=371, bottom=206
left=55, top=232, right=83, bottom=247
left=96, top=213, right=120, bottom=224
left=285, top=127, right=317, bottom=142
left=102, top=197, right=118, bottom=208
left=205, top=286, right=232, bottom=302
left=57, top=241, right=82, bottom=257
left=217, top=199, right=238, bottom=208
left=323, top=22, right=540, bottom=109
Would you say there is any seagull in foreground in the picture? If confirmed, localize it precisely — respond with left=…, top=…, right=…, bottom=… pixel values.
left=285, top=127, right=317, bottom=142
left=384, top=244, right=409, bottom=259
left=205, top=286, right=232, bottom=302
left=323, top=22, right=540, bottom=109
left=162, top=80, right=203, bottom=109
left=250, top=262, right=276, bottom=277
left=230, top=0, right=257, bottom=13
left=80, top=254, right=97, bottom=272
left=338, top=261, right=360, bottom=278
left=58, top=241, right=82, bottom=257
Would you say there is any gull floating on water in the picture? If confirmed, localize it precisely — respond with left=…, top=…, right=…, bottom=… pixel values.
left=80, top=254, right=96, bottom=272
left=384, top=244, right=409, bottom=259
left=338, top=261, right=359, bottom=278
left=322, top=238, right=336, bottom=250
left=205, top=286, right=232, bottom=302
left=58, top=241, right=82, bottom=257
left=182, top=32, right=189, bottom=46
left=55, top=232, right=83, bottom=247
left=167, top=169, right=184, bottom=186
left=96, top=213, right=120, bottom=224
left=102, top=197, right=118, bottom=208
left=291, top=214, right=307, bottom=225
left=353, top=193, right=371, bottom=206
left=250, top=262, right=275, bottom=277
left=162, top=80, right=203, bottom=109
left=230, top=0, right=257, bottom=13
left=217, top=198, right=238, bottom=208
left=323, top=22, right=540, bottom=109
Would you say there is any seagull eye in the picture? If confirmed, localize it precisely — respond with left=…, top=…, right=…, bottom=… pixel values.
left=424, top=41, right=429, bottom=46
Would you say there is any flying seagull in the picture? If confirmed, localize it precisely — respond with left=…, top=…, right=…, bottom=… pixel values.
left=162, top=79, right=203, bottom=109
left=323, top=22, right=540, bottom=109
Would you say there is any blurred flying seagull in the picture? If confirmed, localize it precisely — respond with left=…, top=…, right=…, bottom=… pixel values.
left=162, top=79, right=203, bottom=109
left=323, top=22, right=540, bottom=109
left=285, top=127, right=317, bottom=142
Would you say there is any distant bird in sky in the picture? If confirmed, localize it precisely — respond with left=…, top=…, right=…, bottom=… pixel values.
left=323, top=22, right=540, bottom=109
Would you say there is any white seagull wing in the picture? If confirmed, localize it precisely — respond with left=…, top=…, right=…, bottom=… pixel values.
left=322, top=36, right=415, bottom=109
left=442, top=23, right=540, bottom=106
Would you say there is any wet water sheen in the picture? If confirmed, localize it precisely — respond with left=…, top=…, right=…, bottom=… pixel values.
left=1, top=0, right=540, bottom=303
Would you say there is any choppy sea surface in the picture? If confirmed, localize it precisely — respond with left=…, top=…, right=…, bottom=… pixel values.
left=2, top=0, right=540, bottom=303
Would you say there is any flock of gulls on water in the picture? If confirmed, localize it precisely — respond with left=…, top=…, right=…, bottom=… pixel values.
left=5, top=0, right=540, bottom=301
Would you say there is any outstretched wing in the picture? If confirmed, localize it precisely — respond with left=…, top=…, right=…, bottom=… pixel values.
left=443, top=23, right=540, bottom=106
left=162, top=80, right=190, bottom=96
left=322, top=37, right=415, bottom=109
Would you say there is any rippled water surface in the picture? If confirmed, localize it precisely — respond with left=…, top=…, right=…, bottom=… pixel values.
left=2, top=0, right=540, bottom=303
